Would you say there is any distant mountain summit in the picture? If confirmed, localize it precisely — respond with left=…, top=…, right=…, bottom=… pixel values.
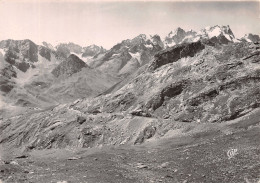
left=56, top=42, right=83, bottom=54
left=55, top=42, right=83, bottom=59
left=164, top=27, right=196, bottom=47
left=82, top=44, right=106, bottom=57
left=42, top=41, right=55, bottom=51
left=199, top=25, right=235, bottom=40
left=51, top=54, right=88, bottom=77
left=197, top=25, right=237, bottom=44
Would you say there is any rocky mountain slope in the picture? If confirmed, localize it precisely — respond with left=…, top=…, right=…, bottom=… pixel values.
left=1, top=25, right=259, bottom=152
left=1, top=110, right=260, bottom=183
left=72, top=40, right=260, bottom=125
left=86, top=34, right=165, bottom=76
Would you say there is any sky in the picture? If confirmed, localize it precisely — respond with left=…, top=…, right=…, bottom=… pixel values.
left=0, top=0, right=259, bottom=49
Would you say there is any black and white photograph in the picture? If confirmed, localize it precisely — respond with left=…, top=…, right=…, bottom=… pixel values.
left=0, top=0, right=260, bottom=182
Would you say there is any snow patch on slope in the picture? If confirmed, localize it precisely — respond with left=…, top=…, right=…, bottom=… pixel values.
left=224, top=34, right=232, bottom=41
left=0, top=48, right=5, bottom=56
left=70, top=52, right=93, bottom=64
left=245, top=38, right=252, bottom=42
left=13, top=66, right=37, bottom=86
left=192, top=37, right=201, bottom=42
left=144, top=44, right=153, bottom=48
left=207, top=26, right=222, bottom=38
left=165, top=42, right=176, bottom=47
left=111, top=53, right=121, bottom=58
left=129, top=52, right=141, bottom=65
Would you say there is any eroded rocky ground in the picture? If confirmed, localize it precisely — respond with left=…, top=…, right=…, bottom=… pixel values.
left=0, top=109, right=260, bottom=183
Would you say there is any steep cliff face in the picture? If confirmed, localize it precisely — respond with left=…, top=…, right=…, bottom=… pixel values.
left=148, top=41, right=205, bottom=71
left=0, top=39, right=56, bottom=73
left=0, top=65, right=16, bottom=93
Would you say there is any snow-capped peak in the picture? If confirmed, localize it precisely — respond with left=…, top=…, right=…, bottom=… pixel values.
left=162, top=25, right=241, bottom=47
left=199, top=25, right=235, bottom=41
left=135, top=34, right=148, bottom=41
left=164, top=27, right=197, bottom=47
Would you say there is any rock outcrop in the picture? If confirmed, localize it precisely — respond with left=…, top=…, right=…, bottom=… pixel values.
left=148, top=41, right=205, bottom=71
left=0, top=65, right=16, bottom=93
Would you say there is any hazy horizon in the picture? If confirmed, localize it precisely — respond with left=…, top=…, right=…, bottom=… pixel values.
left=0, top=0, right=259, bottom=49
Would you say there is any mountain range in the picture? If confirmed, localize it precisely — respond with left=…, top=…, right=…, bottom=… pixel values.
left=0, top=25, right=259, bottom=115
